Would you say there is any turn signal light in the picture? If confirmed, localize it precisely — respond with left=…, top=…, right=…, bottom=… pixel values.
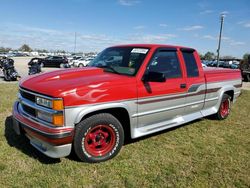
left=53, top=100, right=64, bottom=110
left=53, top=114, right=64, bottom=126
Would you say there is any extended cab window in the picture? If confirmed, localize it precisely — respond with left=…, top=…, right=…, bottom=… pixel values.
left=182, top=51, right=199, bottom=77
left=147, top=51, right=182, bottom=79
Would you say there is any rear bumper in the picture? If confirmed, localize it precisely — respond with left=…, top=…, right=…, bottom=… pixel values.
left=12, top=101, right=74, bottom=158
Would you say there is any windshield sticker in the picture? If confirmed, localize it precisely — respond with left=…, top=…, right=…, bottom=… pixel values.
left=131, top=48, right=148, bottom=54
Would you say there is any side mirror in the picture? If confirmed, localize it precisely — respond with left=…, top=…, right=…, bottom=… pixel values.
left=142, top=71, right=166, bottom=82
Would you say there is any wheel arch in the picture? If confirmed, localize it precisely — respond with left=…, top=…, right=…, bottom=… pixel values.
left=224, top=90, right=234, bottom=101
left=216, top=86, right=235, bottom=112
left=75, top=104, right=132, bottom=140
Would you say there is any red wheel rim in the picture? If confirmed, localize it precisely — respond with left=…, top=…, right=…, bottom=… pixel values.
left=220, top=99, right=230, bottom=118
left=83, top=125, right=116, bottom=157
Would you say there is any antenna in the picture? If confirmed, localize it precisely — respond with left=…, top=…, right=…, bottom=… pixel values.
left=74, top=32, right=77, bottom=53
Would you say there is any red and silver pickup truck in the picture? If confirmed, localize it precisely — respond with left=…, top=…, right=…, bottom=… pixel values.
left=12, top=44, right=242, bottom=163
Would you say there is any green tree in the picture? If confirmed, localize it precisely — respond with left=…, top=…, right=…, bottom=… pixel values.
left=0, top=47, right=12, bottom=53
left=19, top=44, right=32, bottom=52
left=243, top=53, right=250, bottom=62
left=204, top=51, right=215, bottom=60
left=199, top=53, right=204, bottom=60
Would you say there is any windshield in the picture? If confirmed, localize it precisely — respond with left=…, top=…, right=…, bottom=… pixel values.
left=88, top=47, right=149, bottom=76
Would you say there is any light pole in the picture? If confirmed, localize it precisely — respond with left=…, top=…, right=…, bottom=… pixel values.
left=216, top=14, right=225, bottom=67
left=74, top=32, right=77, bottom=54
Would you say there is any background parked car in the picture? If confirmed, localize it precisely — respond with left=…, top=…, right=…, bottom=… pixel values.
left=73, top=57, right=94, bottom=67
left=68, top=56, right=83, bottom=67
left=40, top=56, right=68, bottom=68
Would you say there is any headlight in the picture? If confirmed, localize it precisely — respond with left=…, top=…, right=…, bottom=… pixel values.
left=36, top=97, right=52, bottom=108
left=37, top=110, right=53, bottom=123
left=36, top=97, right=64, bottom=110
left=37, top=111, right=64, bottom=126
left=36, top=96, right=64, bottom=126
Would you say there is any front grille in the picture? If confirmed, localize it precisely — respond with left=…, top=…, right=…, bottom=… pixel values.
left=20, top=89, right=36, bottom=102
left=22, top=104, right=36, bottom=117
left=18, top=87, right=64, bottom=127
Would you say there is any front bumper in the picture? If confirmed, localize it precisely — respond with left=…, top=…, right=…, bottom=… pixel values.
left=12, top=101, right=74, bottom=158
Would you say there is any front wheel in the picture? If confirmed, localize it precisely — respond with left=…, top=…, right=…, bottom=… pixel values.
left=74, top=113, right=124, bottom=163
left=215, top=94, right=231, bottom=120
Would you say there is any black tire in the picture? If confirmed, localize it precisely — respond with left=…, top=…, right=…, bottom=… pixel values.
left=246, top=74, right=250, bottom=82
left=3, top=70, right=10, bottom=81
left=78, top=63, right=84, bottom=67
left=74, top=113, right=124, bottom=163
left=215, top=94, right=231, bottom=120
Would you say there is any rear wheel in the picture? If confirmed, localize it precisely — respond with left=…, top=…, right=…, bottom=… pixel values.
left=74, top=113, right=124, bottom=163
left=215, top=94, right=231, bottom=120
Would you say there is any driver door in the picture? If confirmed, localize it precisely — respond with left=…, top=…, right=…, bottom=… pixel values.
left=137, top=49, right=187, bottom=129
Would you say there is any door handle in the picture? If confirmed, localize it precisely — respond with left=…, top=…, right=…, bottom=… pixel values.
left=180, top=83, right=186, bottom=88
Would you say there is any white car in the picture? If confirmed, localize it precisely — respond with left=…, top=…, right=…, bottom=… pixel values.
left=68, top=56, right=83, bottom=66
left=73, top=57, right=94, bottom=67
left=202, top=63, right=207, bottom=68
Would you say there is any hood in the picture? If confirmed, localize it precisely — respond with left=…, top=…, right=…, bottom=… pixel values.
left=20, top=67, right=135, bottom=98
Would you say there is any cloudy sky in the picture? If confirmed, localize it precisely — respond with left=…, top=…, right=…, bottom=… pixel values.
left=0, top=0, right=249, bottom=57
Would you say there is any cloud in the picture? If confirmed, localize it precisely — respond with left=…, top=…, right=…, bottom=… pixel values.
left=244, top=23, right=250, bottom=28
left=0, top=23, right=123, bottom=52
left=202, top=34, right=245, bottom=46
left=203, top=35, right=217, bottom=40
left=182, top=25, right=204, bottom=31
left=127, top=33, right=177, bottom=43
left=118, top=0, right=140, bottom=6
left=134, top=25, right=146, bottom=30
left=230, top=41, right=245, bottom=46
left=159, top=24, right=168, bottom=27
left=203, top=35, right=230, bottom=41
left=237, top=21, right=250, bottom=28
left=0, top=23, right=178, bottom=52
left=197, top=1, right=209, bottom=9
left=200, top=10, right=213, bottom=14
left=220, top=11, right=229, bottom=15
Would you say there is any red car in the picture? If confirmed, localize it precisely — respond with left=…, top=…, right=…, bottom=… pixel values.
left=12, top=44, right=242, bottom=162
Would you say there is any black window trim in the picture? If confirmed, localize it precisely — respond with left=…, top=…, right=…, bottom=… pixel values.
left=180, top=48, right=195, bottom=53
left=181, top=49, right=199, bottom=78
left=142, top=47, right=183, bottom=80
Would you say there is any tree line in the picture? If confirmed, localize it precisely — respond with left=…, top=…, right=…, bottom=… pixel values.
left=199, top=51, right=249, bottom=61
left=0, top=44, right=249, bottom=61
left=0, top=44, right=65, bottom=54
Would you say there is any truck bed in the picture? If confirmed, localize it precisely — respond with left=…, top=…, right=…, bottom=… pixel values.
left=203, top=67, right=241, bottom=83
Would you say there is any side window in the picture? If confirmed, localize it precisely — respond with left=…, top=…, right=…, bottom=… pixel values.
left=147, top=51, right=182, bottom=79
left=182, top=51, right=199, bottom=77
